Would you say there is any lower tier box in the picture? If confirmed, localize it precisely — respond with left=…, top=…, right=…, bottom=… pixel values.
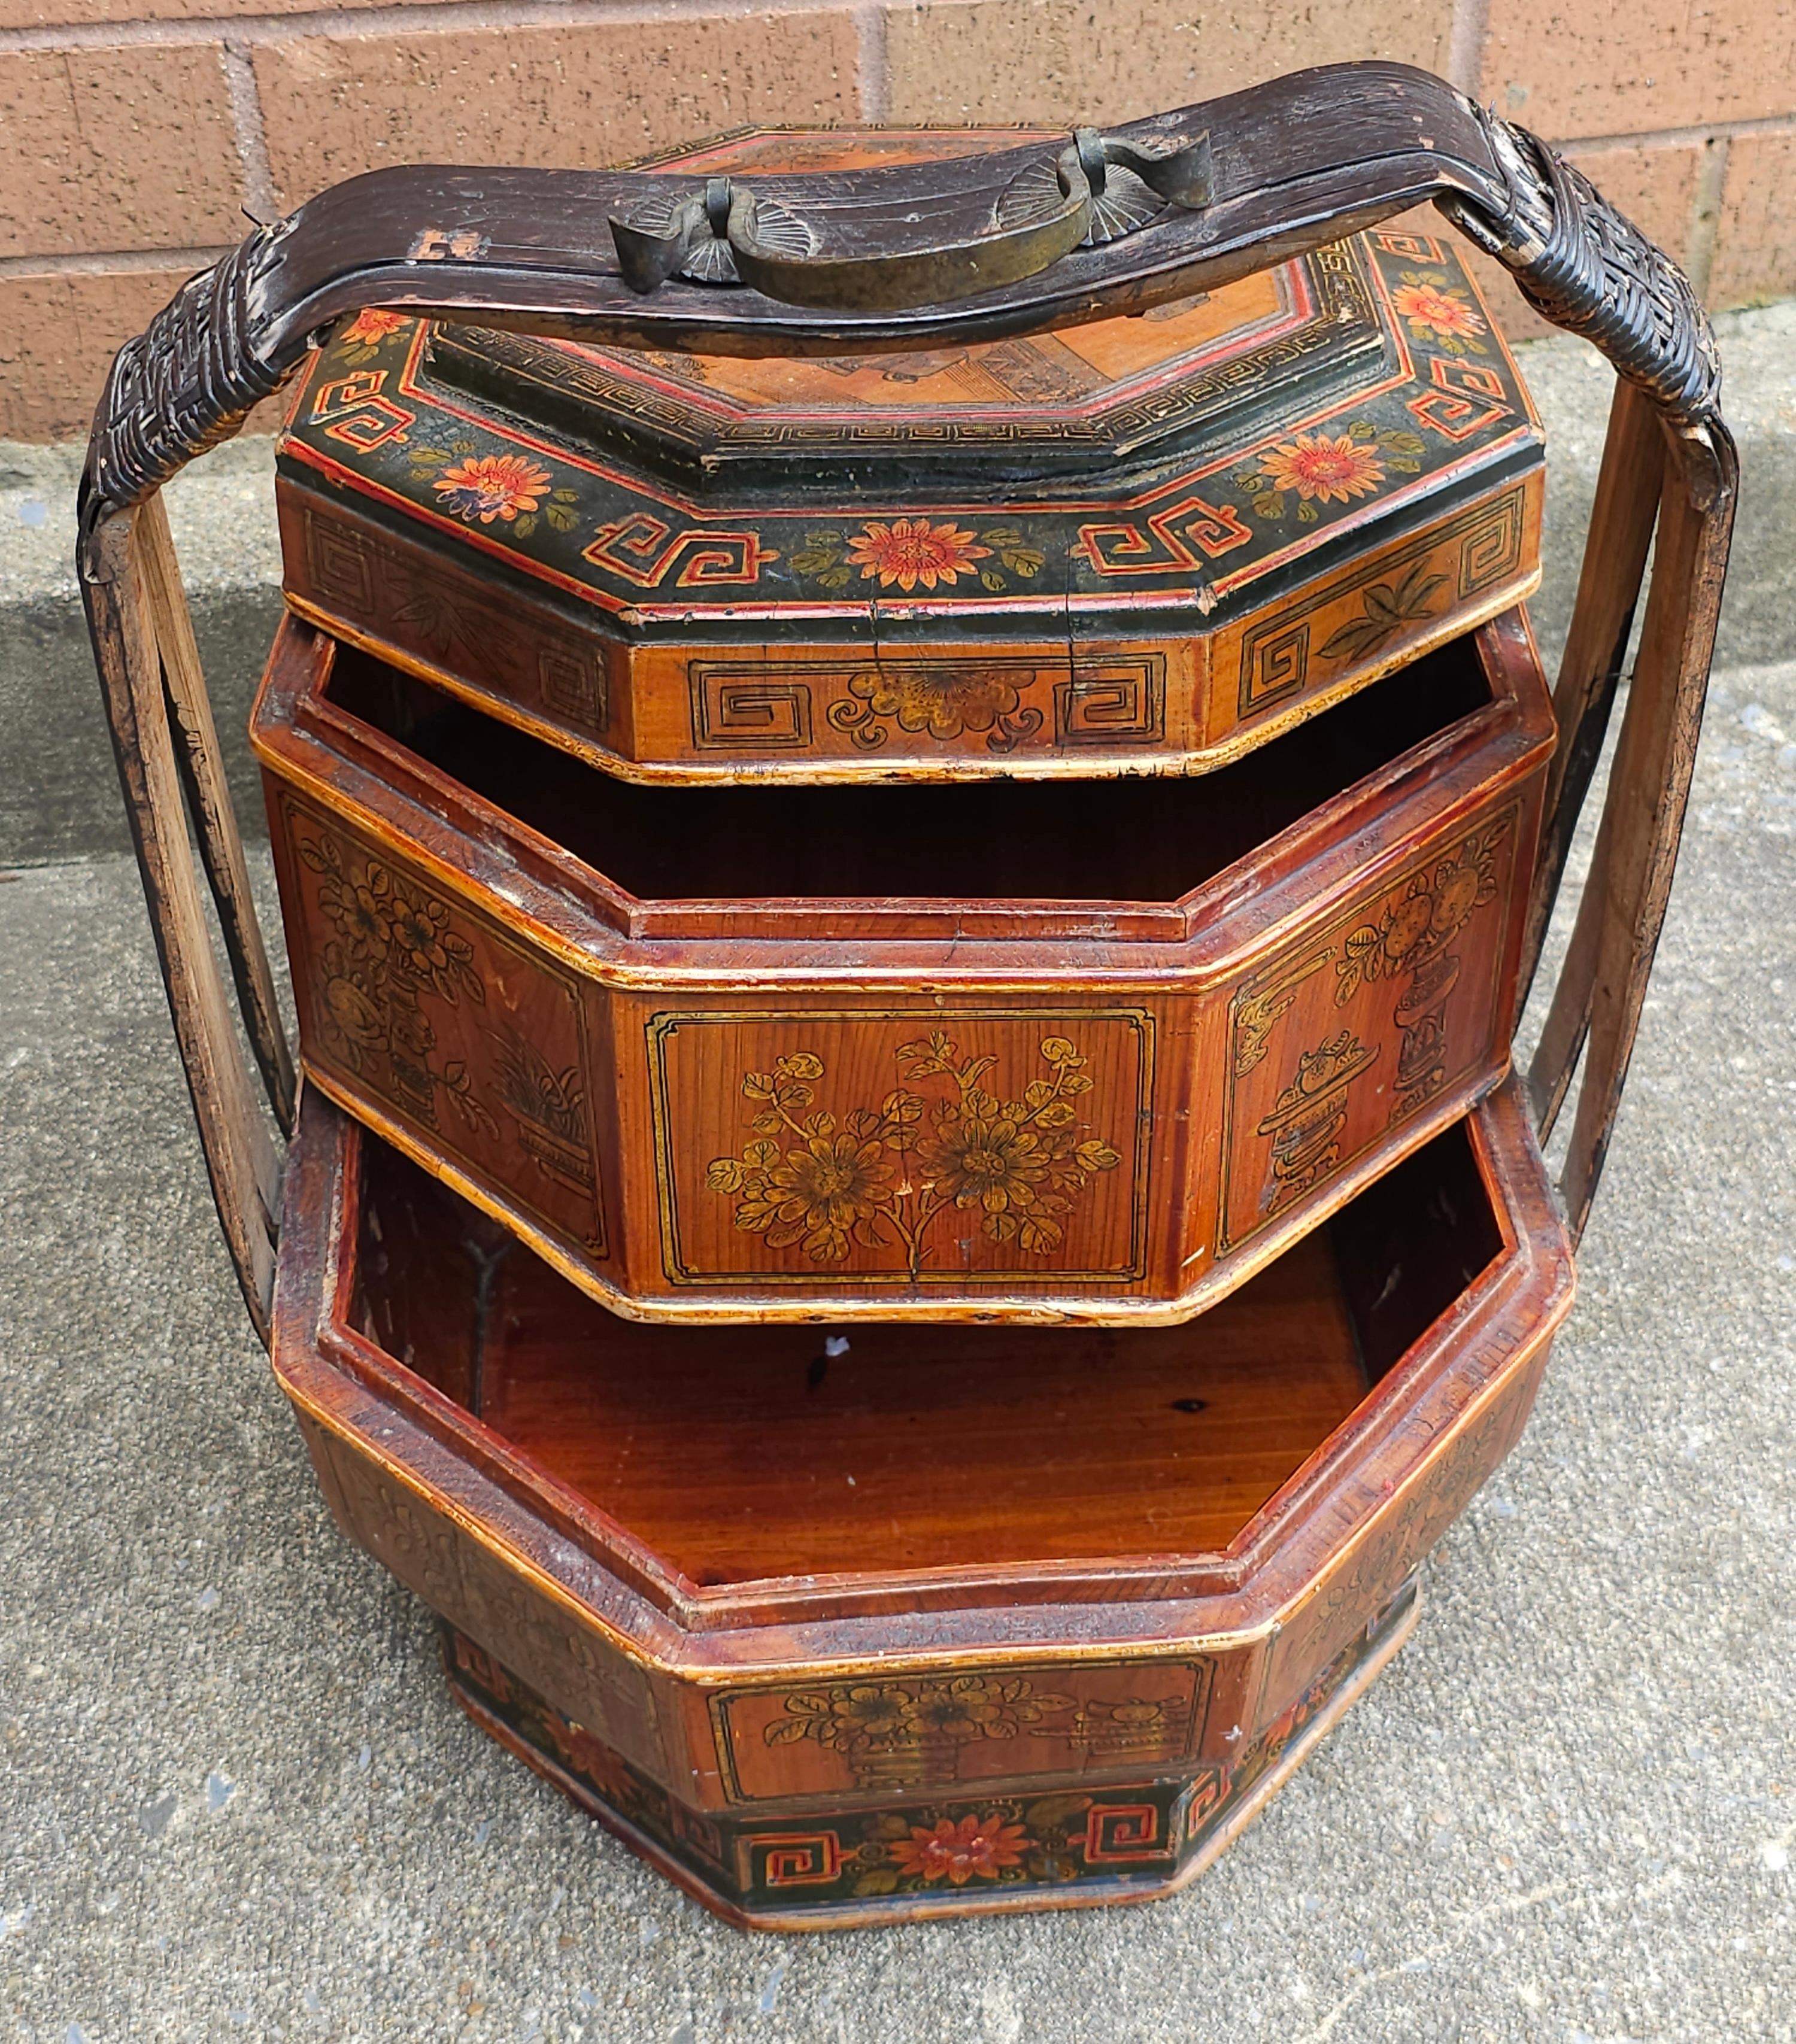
left=271, top=1077, right=1573, bottom=1929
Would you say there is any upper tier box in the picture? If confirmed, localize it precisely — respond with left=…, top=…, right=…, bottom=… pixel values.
left=252, top=606, right=1551, bottom=1326
left=275, top=129, right=1543, bottom=786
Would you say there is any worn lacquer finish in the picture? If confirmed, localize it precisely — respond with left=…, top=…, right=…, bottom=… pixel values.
left=81, top=65, right=1735, bottom=1933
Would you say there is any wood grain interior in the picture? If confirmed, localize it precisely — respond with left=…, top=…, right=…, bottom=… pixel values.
left=322, top=636, right=1490, bottom=907
left=349, top=1118, right=1501, bottom=1585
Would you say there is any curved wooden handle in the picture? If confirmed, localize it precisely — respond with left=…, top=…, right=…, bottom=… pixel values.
left=77, top=61, right=1736, bottom=1337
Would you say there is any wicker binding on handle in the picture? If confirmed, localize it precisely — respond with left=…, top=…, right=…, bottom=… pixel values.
left=76, top=60, right=1736, bottom=1341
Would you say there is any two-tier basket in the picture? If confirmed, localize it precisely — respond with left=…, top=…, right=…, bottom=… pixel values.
left=81, top=62, right=1734, bottom=1930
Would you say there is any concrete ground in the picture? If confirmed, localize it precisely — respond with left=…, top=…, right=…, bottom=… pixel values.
left=2, top=311, right=1794, bottom=2040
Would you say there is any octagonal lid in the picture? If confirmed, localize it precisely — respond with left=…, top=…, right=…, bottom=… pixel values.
left=428, top=128, right=1399, bottom=494
left=277, top=125, right=1543, bottom=782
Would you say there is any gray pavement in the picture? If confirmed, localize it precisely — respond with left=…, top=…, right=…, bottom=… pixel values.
left=2, top=667, right=1794, bottom=2035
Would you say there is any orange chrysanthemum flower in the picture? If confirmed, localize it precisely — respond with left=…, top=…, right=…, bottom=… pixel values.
left=341, top=307, right=409, bottom=348
left=888, top=1814, right=1030, bottom=1886
left=845, top=518, right=991, bottom=593
left=432, top=454, right=554, bottom=526
left=1391, top=282, right=1486, bottom=342
left=1259, top=433, right=1386, bottom=505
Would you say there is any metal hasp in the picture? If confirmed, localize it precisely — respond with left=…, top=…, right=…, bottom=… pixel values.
left=609, top=123, right=1215, bottom=310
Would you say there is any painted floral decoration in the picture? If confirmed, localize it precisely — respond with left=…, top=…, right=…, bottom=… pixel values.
left=299, top=831, right=494, bottom=1138
left=431, top=453, right=555, bottom=526
left=732, top=1125, right=896, bottom=1262
left=850, top=667, right=1023, bottom=743
left=845, top=518, right=990, bottom=591
left=887, top=1814, right=1032, bottom=1887
left=849, top=1791, right=1100, bottom=1896
left=767, top=1675, right=1075, bottom=1758
left=1316, top=560, right=1451, bottom=663
left=706, top=1032, right=1121, bottom=1274
left=1233, top=420, right=1427, bottom=527
left=408, top=441, right=582, bottom=540
left=793, top=523, right=1045, bottom=595
left=828, top=664, right=1044, bottom=753
left=1260, top=432, right=1386, bottom=506
left=1391, top=271, right=1488, bottom=354
left=337, top=307, right=409, bottom=363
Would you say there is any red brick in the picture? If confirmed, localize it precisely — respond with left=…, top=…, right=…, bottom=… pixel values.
left=1, top=266, right=186, bottom=439
left=1707, top=130, right=1796, bottom=306
left=253, top=13, right=861, bottom=211
left=1481, top=0, right=1796, bottom=141
left=0, top=44, right=245, bottom=261
left=0, top=0, right=406, bottom=22
left=883, top=0, right=1455, bottom=123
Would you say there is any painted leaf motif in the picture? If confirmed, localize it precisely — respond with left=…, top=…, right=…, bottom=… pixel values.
left=1318, top=566, right=1450, bottom=662
left=1024, top=1794, right=1094, bottom=1831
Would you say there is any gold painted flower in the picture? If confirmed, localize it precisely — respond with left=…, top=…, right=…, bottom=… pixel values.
left=737, top=1132, right=894, bottom=1262
left=317, top=863, right=393, bottom=959
left=845, top=518, right=992, bottom=593
left=384, top=888, right=481, bottom=1003
left=888, top=1814, right=1030, bottom=1886
left=900, top=1681, right=1018, bottom=1744
left=389, top=892, right=451, bottom=978
left=1260, top=433, right=1386, bottom=505
left=850, top=666, right=1022, bottom=742
left=1391, top=281, right=1487, bottom=342
left=432, top=453, right=554, bottom=526
left=323, top=973, right=385, bottom=1051
left=341, top=307, right=408, bottom=350
left=918, top=1111, right=1050, bottom=1214
left=821, top=1687, right=912, bottom=1747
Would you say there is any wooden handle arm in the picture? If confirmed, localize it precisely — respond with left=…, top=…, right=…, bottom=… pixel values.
left=81, top=503, right=290, bottom=1341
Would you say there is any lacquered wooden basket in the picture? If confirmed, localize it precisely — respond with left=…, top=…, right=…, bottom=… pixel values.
left=80, top=59, right=1735, bottom=1927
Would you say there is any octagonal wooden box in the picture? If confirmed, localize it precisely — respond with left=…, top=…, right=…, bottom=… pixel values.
left=274, top=1076, right=1572, bottom=1928
left=253, top=603, right=1552, bottom=1325
left=274, top=130, right=1544, bottom=789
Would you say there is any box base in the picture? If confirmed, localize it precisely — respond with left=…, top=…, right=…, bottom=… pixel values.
left=442, top=1578, right=1421, bottom=1931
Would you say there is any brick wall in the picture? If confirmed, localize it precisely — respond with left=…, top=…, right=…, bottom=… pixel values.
left=2, top=0, right=1792, bottom=438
